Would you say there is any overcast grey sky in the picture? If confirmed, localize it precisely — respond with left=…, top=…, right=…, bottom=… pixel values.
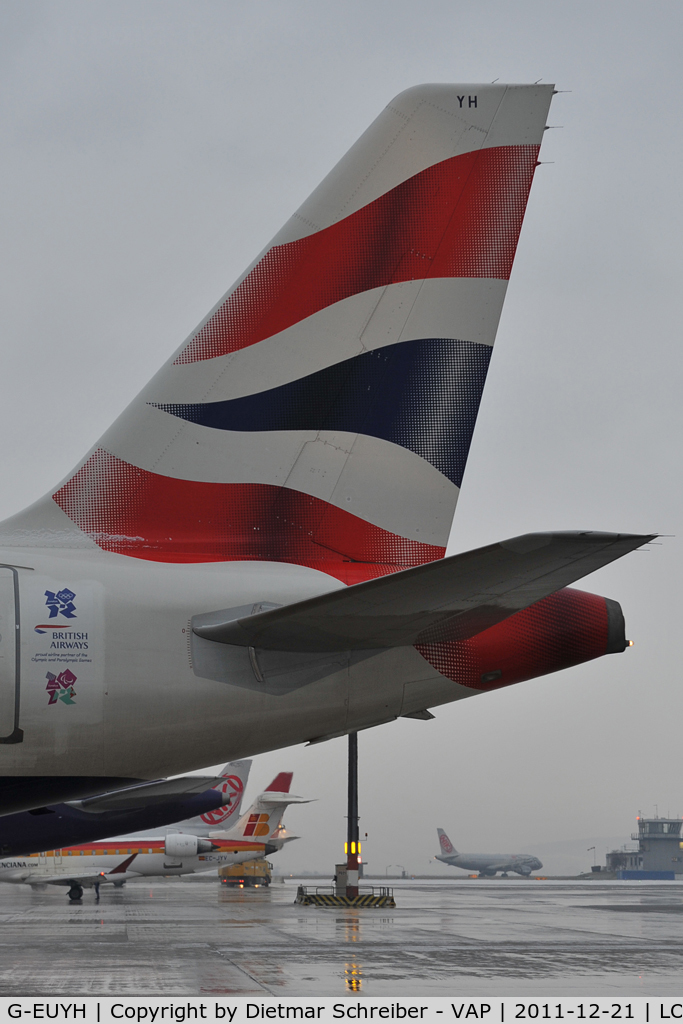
left=1, top=0, right=681, bottom=875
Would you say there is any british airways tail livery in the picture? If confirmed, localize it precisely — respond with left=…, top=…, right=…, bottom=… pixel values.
left=0, top=84, right=653, bottom=815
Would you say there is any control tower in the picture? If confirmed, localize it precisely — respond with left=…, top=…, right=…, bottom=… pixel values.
left=617, top=814, right=683, bottom=879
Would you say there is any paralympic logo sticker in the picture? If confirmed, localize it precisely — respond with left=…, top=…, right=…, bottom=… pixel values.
left=46, top=669, right=77, bottom=706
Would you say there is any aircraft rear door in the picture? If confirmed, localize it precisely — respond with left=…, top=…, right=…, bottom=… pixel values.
left=0, top=567, right=21, bottom=744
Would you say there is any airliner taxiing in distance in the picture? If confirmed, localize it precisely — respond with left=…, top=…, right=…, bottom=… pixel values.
left=0, top=83, right=653, bottom=817
left=435, top=828, right=542, bottom=877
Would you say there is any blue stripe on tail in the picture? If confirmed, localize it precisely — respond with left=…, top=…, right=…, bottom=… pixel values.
left=152, top=338, right=492, bottom=488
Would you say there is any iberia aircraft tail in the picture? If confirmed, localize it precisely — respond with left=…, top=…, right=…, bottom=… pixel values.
left=210, top=772, right=312, bottom=850
left=2, top=84, right=555, bottom=583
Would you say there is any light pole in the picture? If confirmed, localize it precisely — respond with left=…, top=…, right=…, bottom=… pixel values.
left=346, top=732, right=360, bottom=897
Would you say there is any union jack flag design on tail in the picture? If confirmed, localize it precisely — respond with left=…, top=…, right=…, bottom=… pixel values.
left=48, top=84, right=554, bottom=582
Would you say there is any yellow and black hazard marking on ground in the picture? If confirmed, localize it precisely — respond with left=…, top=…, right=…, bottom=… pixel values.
left=294, top=887, right=396, bottom=908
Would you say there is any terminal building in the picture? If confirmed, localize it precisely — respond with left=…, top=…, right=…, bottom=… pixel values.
left=606, top=815, right=683, bottom=880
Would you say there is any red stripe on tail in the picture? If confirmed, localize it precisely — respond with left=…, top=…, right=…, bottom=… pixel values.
left=52, top=449, right=443, bottom=577
left=265, top=772, right=293, bottom=793
left=176, top=146, right=539, bottom=364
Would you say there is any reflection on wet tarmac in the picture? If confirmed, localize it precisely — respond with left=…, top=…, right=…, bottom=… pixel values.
left=341, top=915, right=362, bottom=991
left=2, top=878, right=683, bottom=995
left=345, top=963, right=362, bottom=992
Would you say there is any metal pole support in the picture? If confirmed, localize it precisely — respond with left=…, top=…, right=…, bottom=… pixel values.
left=346, top=731, right=359, bottom=897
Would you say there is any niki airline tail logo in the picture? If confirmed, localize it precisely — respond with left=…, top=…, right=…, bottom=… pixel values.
left=439, top=832, right=454, bottom=854
left=200, top=774, right=245, bottom=826
left=46, top=669, right=77, bottom=706
left=35, top=587, right=80, bottom=636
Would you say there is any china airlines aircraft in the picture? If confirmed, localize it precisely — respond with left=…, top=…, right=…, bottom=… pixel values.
left=0, top=83, right=653, bottom=818
left=435, top=828, right=542, bottom=877
left=0, top=772, right=305, bottom=901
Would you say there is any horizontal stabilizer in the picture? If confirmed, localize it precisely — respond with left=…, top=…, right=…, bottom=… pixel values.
left=193, top=532, right=653, bottom=652
left=276, top=834, right=300, bottom=845
left=67, top=776, right=226, bottom=813
left=255, top=793, right=313, bottom=807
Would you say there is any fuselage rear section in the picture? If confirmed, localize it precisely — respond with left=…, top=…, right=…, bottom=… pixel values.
left=0, top=544, right=629, bottom=815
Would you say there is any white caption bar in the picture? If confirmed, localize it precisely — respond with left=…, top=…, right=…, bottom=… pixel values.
left=0, top=1000, right=680, bottom=1022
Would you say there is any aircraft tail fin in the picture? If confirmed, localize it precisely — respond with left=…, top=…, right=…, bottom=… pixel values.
left=264, top=772, right=292, bottom=793
left=437, top=828, right=457, bottom=856
left=6, top=84, right=554, bottom=582
left=212, top=772, right=311, bottom=843
left=166, top=759, right=252, bottom=833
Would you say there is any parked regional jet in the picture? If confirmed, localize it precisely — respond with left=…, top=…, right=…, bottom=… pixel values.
left=0, top=761, right=251, bottom=858
left=435, top=828, right=542, bottom=877
left=0, top=772, right=305, bottom=900
left=0, top=83, right=653, bottom=817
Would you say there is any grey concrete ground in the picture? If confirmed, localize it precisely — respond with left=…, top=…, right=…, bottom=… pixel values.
left=0, top=878, right=682, bottom=997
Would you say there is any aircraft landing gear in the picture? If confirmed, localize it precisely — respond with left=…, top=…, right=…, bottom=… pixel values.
left=67, top=884, right=83, bottom=902
left=113, top=880, right=126, bottom=888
